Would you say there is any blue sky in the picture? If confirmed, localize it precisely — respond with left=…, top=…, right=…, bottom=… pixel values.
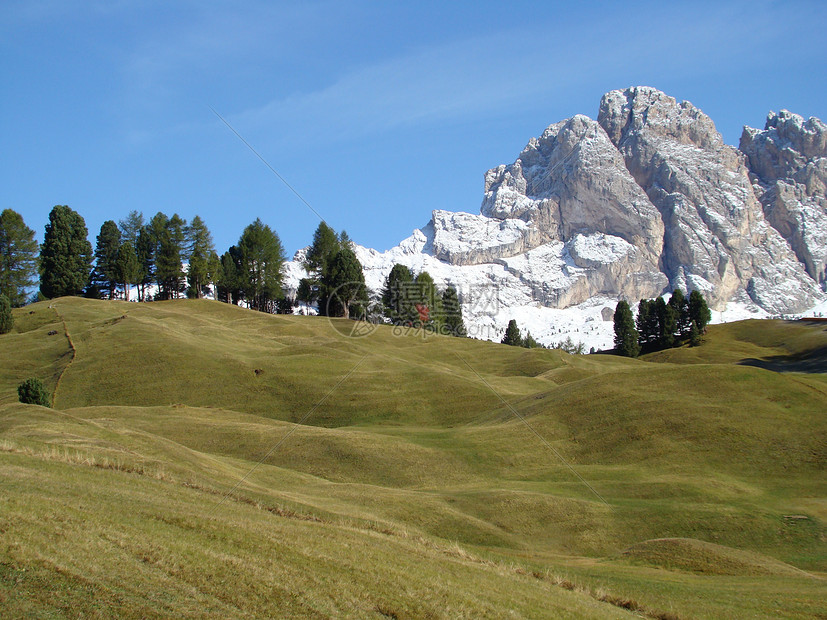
left=2, top=0, right=826, bottom=257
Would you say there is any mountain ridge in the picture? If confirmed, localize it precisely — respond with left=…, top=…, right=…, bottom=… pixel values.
left=285, top=87, right=827, bottom=346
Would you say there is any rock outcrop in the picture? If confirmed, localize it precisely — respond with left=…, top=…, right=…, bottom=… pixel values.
left=597, top=87, right=822, bottom=313
left=740, top=110, right=827, bottom=287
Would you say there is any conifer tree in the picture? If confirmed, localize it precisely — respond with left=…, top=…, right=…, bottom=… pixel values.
left=238, top=219, right=285, bottom=312
left=92, top=220, right=121, bottom=299
left=381, top=263, right=416, bottom=325
left=118, top=210, right=144, bottom=246
left=441, top=285, right=467, bottom=337
left=216, top=248, right=242, bottom=304
left=501, top=319, right=523, bottom=346
left=654, top=296, right=677, bottom=348
left=689, top=320, right=702, bottom=347
left=613, top=300, right=640, bottom=357
left=135, top=225, right=154, bottom=302
left=689, top=290, right=712, bottom=332
left=115, top=241, right=141, bottom=301
left=522, top=331, right=540, bottom=348
left=321, top=245, right=366, bottom=319
left=184, top=215, right=214, bottom=298
left=39, top=205, right=93, bottom=299
left=636, top=299, right=658, bottom=347
left=0, top=293, right=12, bottom=334
left=414, top=271, right=441, bottom=330
left=0, top=209, right=39, bottom=307
left=669, top=288, right=690, bottom=337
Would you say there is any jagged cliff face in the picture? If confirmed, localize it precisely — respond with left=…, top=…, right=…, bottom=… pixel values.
left=740, top=110, right=827, bottom=287
left=285, top=86, right=827, bottom=344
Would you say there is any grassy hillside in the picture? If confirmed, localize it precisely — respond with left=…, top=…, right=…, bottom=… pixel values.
left=1, top=298, right=825, bottom=618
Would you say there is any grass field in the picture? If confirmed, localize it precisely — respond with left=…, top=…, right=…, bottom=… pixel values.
left=1, top=297, right=825, bottom=618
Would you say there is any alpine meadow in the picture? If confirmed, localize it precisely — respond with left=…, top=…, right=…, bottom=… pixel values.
left=0, top=298, right=825, bottom=618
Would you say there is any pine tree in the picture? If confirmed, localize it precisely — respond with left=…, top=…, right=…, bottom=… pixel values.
left=381, top=264, right=416, bottom=325
left=135, top=225, right=154, bottom=302
left=0, top=293, right=12, bottom=334
left=654, top=296, right=677, bottom=348
left=238, top=219, right=285, bottom=312
left=522, top=331, right=540, bottom=348
left=0, top=208, right=39, bottom=307
left=321, top=245, right=366, bottom=319
left=414, top=271, right=441, bottom=330
left=689, top=320, right=702, bottom=347
left=689, top=290, right=712, bottom=332
left=216, top=249, right=242, bottom=304
left=501, top=319, right=522, bottom=346
left=206, top=250, right=222, bottom=298
left=441, top=285, right=467, bottom=337
left=669, top=288, right=690, bottom=337
left=92, top=220, right=121, bottom=299
left=115, top=241, right=141, bottom=301
left=184, top=215, right=215, bottom=298
left=613, top=300, right=640, bottom=357
left=636, top=299, right=658, bottom=347
left=39, top=205, right=93, bottom=299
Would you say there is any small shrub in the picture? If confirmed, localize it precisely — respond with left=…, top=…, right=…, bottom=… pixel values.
left=0, top=294, right=12, bottom=334
left=18, top=378, right=51, bottom=407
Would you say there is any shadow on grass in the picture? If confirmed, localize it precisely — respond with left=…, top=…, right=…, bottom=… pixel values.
left=739, top=345, right=827, bottom=374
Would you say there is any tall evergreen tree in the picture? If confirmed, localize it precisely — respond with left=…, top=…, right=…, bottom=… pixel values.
left=501, top=319, right=523, bottom=346
left=0, top=293, right=12, bottom=334
left=637, top=298, right=661, bottom=347
left=118, top=210, right=144, bottom=246
left=689, top=290, right=712, bottom=332
left=238, top=219, right=285, bottom=312
left=154, top=214, right=187, bottom=299
left=0, top=208, right=39, bottom=307
left=321, top=245, right=366, bottom=319
left=302, top=221, right=341, bottom=313
left=135, top=225, right=154, bottom=302
left=381, top=263, right=416, bottom=325
left=39, top=205, right=93, bottom=299
left=441, top=285, right=467, bottom=337
left=414, top=271, right=442, bottom=330
left=92, top=220, right=121, bottom=299
left=206, top=250, right=222, bottom=298
left=115, top=241, right=141, bottom=301
left=613, top=300, right=640, bottom=357
left=184, top=215, right=214, bottom=298
left=216, top=248, right=242, bottom=304
left=669, top=288, right=690, bottom=337
left=654, top=296, right=677, bottom=348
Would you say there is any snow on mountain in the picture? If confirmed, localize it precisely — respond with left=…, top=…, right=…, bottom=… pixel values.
left=282, top=87, right=827, bottom=349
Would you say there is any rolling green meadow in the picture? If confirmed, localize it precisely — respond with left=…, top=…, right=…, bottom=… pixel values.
left=1, top=297, right=825, bottom=618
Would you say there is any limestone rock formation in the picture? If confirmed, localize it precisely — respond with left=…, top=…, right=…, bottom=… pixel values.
left=597, top=87, right=822, bottom=313
left=740, top=110, right=827, bottom=287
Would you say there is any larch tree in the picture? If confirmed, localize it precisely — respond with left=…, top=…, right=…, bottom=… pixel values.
left=118, top=210, right=144, bottom=246
left=39, top=205, right=93, bottom=299
left=0, top=208, right=39, bottom=307
left=184, top=215, right=214, bottom=298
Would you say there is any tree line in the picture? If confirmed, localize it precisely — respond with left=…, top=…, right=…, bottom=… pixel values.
left=613, top=290, right=712, bottom=357
left=0, top=206, right=469, bottom=337
left=0, top=205, right=289, bottom=312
